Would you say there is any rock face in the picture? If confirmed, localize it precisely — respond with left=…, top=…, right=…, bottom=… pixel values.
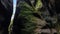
left=0, top=0, right=13, bottom=34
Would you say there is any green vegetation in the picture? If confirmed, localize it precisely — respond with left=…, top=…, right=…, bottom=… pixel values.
left=17, top=0, right=46, bottom=34
left=8, top=0, right=60, bottom=34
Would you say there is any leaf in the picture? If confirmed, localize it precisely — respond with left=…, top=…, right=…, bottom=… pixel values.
left=35, top=0, right=42, bottom=11
left=19, top=1, right=33, bottom=11
left=24, top=0, right=32, bottom=7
